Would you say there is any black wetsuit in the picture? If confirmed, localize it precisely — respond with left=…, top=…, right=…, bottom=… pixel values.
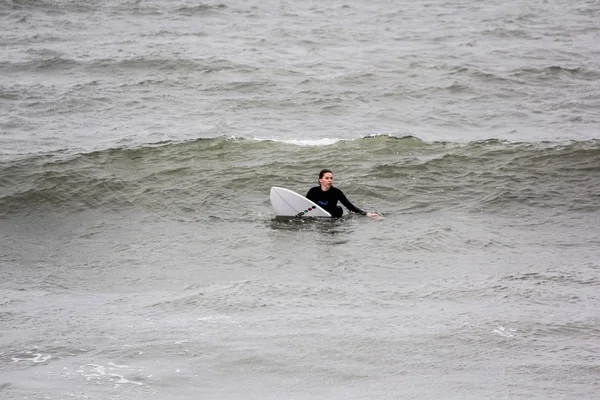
left=306, top=186, right=365, bottom=218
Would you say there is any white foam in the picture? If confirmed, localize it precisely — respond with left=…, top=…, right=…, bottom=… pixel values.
left=197, top=315, right=242, bottom=326
left=493, top=326, right=516, bottom=337
left=251, top=137, right=343, bottom=146
left=78, top=363, right=144, bottom=386
left=11, top=352, right=52, bottom=363
left=279, top=138, right=342, bottom=146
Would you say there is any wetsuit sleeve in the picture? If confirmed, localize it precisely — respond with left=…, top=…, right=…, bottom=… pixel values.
left=306, top=187, right=317, bottom=201
left=336, top=188, right=366, bottom=214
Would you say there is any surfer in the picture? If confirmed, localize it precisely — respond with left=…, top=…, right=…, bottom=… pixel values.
left=306, top=169, right=381, bottom=219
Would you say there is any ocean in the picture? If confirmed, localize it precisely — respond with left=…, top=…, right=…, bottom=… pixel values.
left=1, top=0, right=599, bottom=399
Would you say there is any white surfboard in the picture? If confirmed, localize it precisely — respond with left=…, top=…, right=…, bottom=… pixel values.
left=270, top=187, right=332, bottom=217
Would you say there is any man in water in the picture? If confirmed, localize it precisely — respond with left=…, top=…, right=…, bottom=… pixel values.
left=306, top=169, right=381, bottom=219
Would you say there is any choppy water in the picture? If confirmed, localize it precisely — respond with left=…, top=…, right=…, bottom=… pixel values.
left=1, top=1, right=599, bottom=399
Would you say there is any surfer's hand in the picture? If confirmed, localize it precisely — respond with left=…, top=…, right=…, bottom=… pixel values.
left=366, top=212, right=383, bottom=220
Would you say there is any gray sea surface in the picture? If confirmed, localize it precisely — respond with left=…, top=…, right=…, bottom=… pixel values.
left=1, top=1, right=599, bottom=399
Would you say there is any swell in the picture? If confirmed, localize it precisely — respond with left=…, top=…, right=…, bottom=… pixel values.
left=429, top=64, right=600, bottom=83
left=0, top=55, right=254, bottom=75
left=0, top=56, right=81, bottom=73
left=510, top=66, right=600, bottom=82
left=1, top=1, right=228, bottom=14
left=385, top=141, right=600, bottom=214
left=0, top=136, right=598, bottom=218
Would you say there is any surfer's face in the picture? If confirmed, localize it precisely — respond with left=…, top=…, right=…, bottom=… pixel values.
left=319, top=172, right=333, bottom=190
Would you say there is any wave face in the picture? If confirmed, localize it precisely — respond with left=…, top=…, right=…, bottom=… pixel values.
left=1, top=136, right=598, bottom=220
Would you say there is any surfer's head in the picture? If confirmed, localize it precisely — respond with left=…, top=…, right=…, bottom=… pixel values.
left=318, top=169, right=333, bottom=190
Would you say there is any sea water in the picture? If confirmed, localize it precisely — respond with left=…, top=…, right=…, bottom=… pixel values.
left=1, top=1, right=599, bottom=399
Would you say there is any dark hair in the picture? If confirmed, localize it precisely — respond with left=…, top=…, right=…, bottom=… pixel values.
left=318, top=169, right=332, bottom=179
left=318, top=169, right=332, bottom=184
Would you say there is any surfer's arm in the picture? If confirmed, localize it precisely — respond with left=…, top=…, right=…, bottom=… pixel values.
left=337, top=190, right=366, bottom=215
left=337, top=189, right=382, bottom=219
